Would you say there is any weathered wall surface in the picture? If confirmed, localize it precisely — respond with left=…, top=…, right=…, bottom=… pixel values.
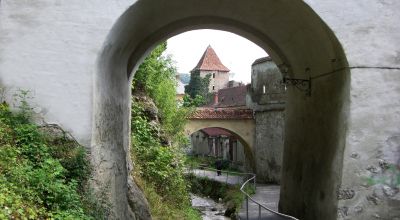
left=199, top=70, right=229, bottom=92
left=0, top=0, right=132, bottom=146
left=190, top=130, right=210, bottom=156
left=0, top=1, right=151, bottom=219
left=337, top=68, right=400, bottom=219
left=249, top=59, right=286, bottom=184
left=303, top=1, right=400, bottom=219
left=254, top=111, right=285, bottom=183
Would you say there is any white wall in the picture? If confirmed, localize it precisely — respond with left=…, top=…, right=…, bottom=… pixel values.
left=305, top=1, right=400, bottom=219
left=0, top=0, right=132, bottom=146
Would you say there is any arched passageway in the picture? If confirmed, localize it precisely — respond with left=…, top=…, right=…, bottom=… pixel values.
left=92, top=1, right=349, bottom=219
left=186, top=123, right=255, bottom=172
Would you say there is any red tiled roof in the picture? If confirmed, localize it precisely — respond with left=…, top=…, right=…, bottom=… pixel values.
left=191, top=45, right=230, bottom=72
left=201, top=127, right=232, bottom=137
left=189, top=107, right=253, bottom=120
left=215, top=85, right=247, bottom=108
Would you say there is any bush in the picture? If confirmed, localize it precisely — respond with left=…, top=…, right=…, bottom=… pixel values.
left=0, top=100, right=101, bottom=219
left=131, top=100, right=189, bottom=206
left=130, top=43, right=200, bottom=219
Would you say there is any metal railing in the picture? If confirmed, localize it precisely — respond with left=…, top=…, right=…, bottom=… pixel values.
left=188, top=166, right=298, bottom=219
left=187, top=166, right=256, bottom=187
left=240, top=176, right=299, bottom=220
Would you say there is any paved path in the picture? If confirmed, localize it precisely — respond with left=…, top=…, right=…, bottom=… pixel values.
left=238, top=184, right=286, bottom=220
left=191, top=169, right=289, bottom=220
left=191, top=169, right=245, bottom=185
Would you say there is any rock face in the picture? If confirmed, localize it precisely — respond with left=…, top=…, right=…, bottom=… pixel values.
left=132, top=88, right=170, bottom=146
left=127, top=176, right=152, bottom=220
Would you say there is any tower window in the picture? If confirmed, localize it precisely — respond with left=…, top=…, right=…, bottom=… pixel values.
left=212, top=85, right=215, bottom=90
left=212, top=73, right=216, bottom=78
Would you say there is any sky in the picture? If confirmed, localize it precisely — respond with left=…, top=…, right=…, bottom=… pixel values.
left=165, top=29, right=268, bottom=84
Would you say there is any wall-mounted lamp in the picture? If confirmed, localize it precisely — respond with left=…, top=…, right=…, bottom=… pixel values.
left=281, top=68, right=312, bottom=96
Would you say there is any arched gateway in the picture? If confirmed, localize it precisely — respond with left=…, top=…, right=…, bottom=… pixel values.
left=92, top=1, right=349, bottom=219
left=185, top=108, right=256, bottom=171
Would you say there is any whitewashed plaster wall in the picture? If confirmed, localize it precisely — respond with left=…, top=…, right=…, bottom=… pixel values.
left=305, top=1, right=400, bottom=219
left=0, top=0, right=132, bottom=146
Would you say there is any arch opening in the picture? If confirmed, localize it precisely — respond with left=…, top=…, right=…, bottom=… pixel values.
left=187, top=127, right=254, bottom=173
left=92, top=1, right=350, bottom=219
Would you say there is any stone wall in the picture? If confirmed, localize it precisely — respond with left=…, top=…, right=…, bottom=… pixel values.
left=338, top=68, right=400, bottom=219
left=199, top=70, right=230, bottom=92
left=190, top=130, right=210, bottom=156
left=248, top=58, right=286, bottom=183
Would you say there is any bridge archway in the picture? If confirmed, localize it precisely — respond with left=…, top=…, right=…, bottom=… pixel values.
left=185, top=120, right=256, bottom=171
left=92, top=1, right=350, bottom=219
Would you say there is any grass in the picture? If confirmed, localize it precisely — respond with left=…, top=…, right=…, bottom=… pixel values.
left=133, top=173, right=201, bottom=220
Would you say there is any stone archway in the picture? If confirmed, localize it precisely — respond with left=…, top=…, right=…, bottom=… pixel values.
left=185, top=120, right=256, bottom=171
left=92, top=1, right=349, bottom=219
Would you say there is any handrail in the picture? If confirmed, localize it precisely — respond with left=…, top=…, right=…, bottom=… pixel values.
left=187, top=165, right=256, bottom=188
left=240, top=176, right=299, bottom=220
left=188, top=166, right=298, bottom=219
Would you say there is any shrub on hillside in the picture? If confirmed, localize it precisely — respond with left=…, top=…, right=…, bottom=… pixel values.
left=0, top=101, right=105, bottom=219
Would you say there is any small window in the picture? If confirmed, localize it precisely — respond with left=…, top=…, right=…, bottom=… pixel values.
left=263, top=85, right=266, bottom=94
left=212, top=73, right=216, bottom=78
left=212, top=85, right=215, bottom=90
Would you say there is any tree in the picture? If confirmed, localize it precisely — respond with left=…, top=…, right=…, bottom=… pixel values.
left=132, top=42, right=188, bottom=141
left=182, top=94, right=206, bottom=107
left=184, top=72, right=211, bottom=106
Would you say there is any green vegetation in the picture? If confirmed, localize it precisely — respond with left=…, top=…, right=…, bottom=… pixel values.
left=131, top=42, right=200, bottom=219
left=133, top=42, right=189, bottom=142
left=185, top=155, right=242, bottom=173
left=184, top=72, right=212, bottom=107
left=0, top=94, right=108, bottom=219
left=187, top=174, right=255, bottom=218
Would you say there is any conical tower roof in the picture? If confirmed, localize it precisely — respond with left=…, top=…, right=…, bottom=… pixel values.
left=191, top=45, right=230, bottom=72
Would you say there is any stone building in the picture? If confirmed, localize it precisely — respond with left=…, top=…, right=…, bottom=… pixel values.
left=190, top=45, right=230, bottom=92
left=188, top=46, right=250, bottom=170
left=248, top=57, right=286, bottom=183
left=189, top=84, right=250, bottom=171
